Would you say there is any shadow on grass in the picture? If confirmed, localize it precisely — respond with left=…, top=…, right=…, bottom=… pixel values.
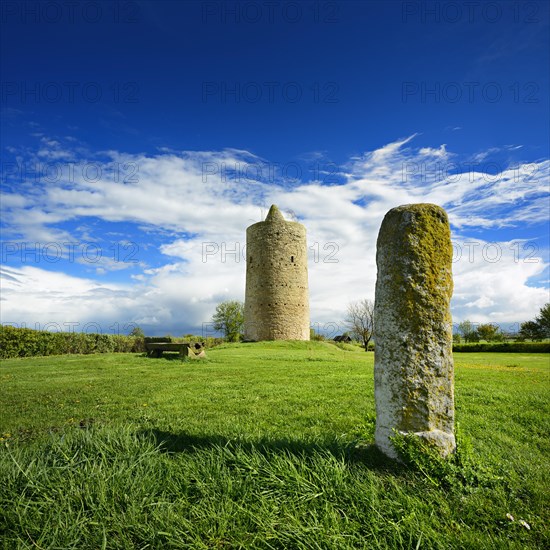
left=138, top=428, right=400, bottom=473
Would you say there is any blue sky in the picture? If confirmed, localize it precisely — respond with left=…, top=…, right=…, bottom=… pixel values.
left=1, top=0, right=549, bottom=336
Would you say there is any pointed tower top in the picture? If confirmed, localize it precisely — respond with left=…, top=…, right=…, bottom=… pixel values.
left=265, top=204, right=285, bottom=223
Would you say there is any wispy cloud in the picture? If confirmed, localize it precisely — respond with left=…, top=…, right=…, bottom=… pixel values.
left=1, top=136, right=548, bottom=334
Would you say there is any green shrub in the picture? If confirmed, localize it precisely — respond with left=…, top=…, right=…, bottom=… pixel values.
left=453, top=342, right=549, bottom=353
left=0, top=325, right=140, bottom=359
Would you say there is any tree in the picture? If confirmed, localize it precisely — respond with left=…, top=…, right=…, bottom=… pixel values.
left=477, top=323, right=500, bottom=342
left=519, top=320, right=545, bottom=341
left=345, top=299, right=374, bottom=351
left=212, top=300, right=244, bottom=342
left=458, top=320, right=479, bottom=343
left=129, top=326, right=145, bottom=338
left=519, top=303, right=550, bottom=341
left=535, top=303, right=550, bottom=339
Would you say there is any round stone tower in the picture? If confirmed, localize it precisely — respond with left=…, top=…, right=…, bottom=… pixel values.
left=244, top=205, right=310, bottom=341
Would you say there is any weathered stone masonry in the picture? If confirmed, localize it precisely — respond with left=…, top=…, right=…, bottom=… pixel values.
left=244, top=205, right=310, bottom=341
left=374, top=203, right=456, bottom=458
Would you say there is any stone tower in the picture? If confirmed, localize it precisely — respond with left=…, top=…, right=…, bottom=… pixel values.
left=244, top=205, right=310, bottom=341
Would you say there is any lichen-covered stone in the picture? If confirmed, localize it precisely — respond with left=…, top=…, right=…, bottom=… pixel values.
left=374, top=203, right=455, bottom=458
left=244, top=205, right=310, bottom=341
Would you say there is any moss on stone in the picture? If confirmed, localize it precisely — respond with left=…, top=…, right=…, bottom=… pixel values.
left=376, top=204, right=453, bottom=335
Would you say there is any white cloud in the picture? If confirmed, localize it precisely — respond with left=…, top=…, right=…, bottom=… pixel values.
left=419, top=144, right=448, bottom=158
left=1, top=136, right=548, bottom=335
left=0, top=266, right=134, bottom=331
left=451, top=237, right=547, bottom=324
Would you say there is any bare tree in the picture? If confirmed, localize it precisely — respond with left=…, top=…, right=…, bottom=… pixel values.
left=345, top=299, right=375, bottom=351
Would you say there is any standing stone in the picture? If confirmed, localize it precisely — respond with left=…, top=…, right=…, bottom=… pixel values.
left=244, top=205, right=310, bottom=341
left=374, top=204, right=455, bottom=458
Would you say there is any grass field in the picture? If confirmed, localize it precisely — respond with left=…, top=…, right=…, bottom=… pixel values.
left=1, top=341, right=549, bottom=549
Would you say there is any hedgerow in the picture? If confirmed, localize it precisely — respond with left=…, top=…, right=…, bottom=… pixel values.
left=0, top=325, right=138, bottom=359
left=0, top=326, right=226, bottom=359
left=452, top=342, right=549, bottom=353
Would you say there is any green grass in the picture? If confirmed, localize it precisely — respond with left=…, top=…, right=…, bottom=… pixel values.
left=1, top=342, right=549, bottom=548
